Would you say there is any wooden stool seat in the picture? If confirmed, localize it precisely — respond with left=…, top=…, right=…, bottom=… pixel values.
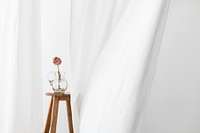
left=44, top=92, right=74, bottom=133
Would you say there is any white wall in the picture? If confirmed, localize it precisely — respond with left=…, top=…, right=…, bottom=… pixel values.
left=41, top=0, right=200, bottom=132
left=141, top=0, right=200, bottom=133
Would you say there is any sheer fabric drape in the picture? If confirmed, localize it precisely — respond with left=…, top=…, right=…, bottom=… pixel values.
left=0, top=0, right=42, bottom=132
left=0, top=0, right=170, bottom=132
left=70, top=0, right=170, bottom=132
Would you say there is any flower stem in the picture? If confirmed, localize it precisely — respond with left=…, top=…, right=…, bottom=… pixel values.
left=57, top=65, right=61, bottom=89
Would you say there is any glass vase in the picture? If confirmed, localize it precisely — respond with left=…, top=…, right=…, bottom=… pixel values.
left=48, top=71, right=68, bottom=93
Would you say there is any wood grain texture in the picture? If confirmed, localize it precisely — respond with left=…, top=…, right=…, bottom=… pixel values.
left=66, top=97, right=74, bottom=133
left=50, top=96, right=59, bottom=133
left=44, top=97, right=53, bottom=133
left=44, top=92, right=74, bottom=133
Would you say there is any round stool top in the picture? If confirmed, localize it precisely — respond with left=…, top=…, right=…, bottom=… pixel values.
left=45, top=92, right=70, bottom=97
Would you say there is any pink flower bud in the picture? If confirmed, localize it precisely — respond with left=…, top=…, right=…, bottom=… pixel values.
left=53, top=57, right=62, bottom=65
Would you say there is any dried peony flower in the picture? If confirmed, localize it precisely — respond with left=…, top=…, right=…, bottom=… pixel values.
left=53, top=57, right=62, bottom=65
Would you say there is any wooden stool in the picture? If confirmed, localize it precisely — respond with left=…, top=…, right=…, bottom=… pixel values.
left=44, top=92, right=74, bottom=133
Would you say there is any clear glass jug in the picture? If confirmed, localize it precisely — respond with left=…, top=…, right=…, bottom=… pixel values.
left=47, top=71, right=68, bottom=93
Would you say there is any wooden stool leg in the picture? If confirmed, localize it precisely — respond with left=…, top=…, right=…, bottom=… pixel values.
left=66, top=100, right=74, bottom=133
left=50, top=96, right=59, bottom=133
left=44, top=96, right=53, bottom=133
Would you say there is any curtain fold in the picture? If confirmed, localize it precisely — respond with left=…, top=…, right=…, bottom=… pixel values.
left=70, top=0, right=170, bottom=132
left=70, top=0, right=132, bottom=132
left=0, top=0, right=170, bottom=132
left=0, top=0, right=42, bottom=132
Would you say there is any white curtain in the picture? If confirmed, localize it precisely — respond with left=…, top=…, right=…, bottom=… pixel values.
left=0, top=0, right=42, bottom=133
left=70, top=0, right=170, bottom=133
left=0, top=0, right=170, bottom=132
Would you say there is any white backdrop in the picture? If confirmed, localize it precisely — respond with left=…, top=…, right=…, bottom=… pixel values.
left=141, top=0, right=200, bottom=133
left=41, top=0, right=71, bottom=132
left=42, top=0, right=200, bottom=133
